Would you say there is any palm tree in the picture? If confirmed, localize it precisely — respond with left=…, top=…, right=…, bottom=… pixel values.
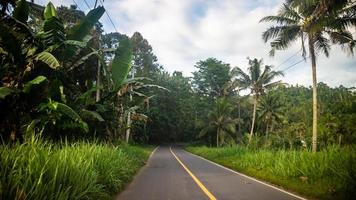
left=258, top=94, right=283, bottom=139
left=199, top=98, right=238, bottom=147
left=232, top=58, right=284, bottom=143
left=260, top=0, right=355, bottom=152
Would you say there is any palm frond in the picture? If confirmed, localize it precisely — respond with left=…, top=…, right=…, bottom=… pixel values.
left=314, top=32, right=331, bottom=57
left=230, top=67, right=251, bottom=87
left=279, top=3, right=304, bottom=21
left=260, top=15, right=297, bottom=25
left=260, top=70, right=284, bottom=89
left=327, top=30, right=355, bottom=55
left=264, top=80, right=285, bottom=90
left=269, top=25, right=301, bottom=51
left=248, top=58, right=262, bottom=82
left=262, top=26, right=290, bottom=42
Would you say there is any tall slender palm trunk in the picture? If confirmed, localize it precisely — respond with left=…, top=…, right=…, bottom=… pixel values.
left=265, top=122, right=269, bottom=140
left=217, top=127, right=220, bottom=147
left=237, top=98, right=241, bottom=142
left=96, top=61, right=101, bottom=102
left=125, top=112, right=131, bottom=143
left=249, top=95, right=257, bottom=143
left=309, top=36, right=318, bottom=153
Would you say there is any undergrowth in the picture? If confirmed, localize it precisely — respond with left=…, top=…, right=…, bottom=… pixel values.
left=0, top=138, right=152, bottom=200
left=187, top=145, right=356, bottom=200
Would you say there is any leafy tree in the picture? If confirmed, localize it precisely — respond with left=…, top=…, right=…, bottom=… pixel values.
left=192, top=58, right=231, bottom=98
left=260, top=0, right=355, bottom=152
left=232, top=58, right=283, bottom=143
left=130, top=32, right=161, bottom=76
left=145, top=71, right=195, bottom=143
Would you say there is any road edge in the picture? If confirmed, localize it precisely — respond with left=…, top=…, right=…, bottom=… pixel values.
left=115, top=146, right=159, bottom=199
left=184, top=149, right=308, bottom=200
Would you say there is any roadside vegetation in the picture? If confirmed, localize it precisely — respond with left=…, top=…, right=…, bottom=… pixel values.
left=0, top=138, right=151, bottom=200
left=187, top=145, right=356, bottom=200
left=0, top=0, right=355, bottom=199
left=1, top=1, right=157, bottom=199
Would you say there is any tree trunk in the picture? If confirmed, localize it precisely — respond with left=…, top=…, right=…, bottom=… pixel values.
left=309, top=36, right=318, bottom=153
left=249, top=95, right=258, bottom=143
left=96, top=34, right=101, bottom=102
left=125, top=112, right=131, bottom=143
left=96, top=60, right=101, bottom=102
left=237, top=96, right=241, bottom=142
left=270, top=121, right=274, bottom=133
left=265, top=122, right=269, bottom=140
left=217, top=127, right=220, bottom=147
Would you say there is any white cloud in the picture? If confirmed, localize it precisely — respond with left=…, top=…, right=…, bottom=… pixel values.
left=39, top=0, right=356, bottom=87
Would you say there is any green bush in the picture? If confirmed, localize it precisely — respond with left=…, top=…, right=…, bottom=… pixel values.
left=187, top=145, right=356, bottom=200
left=0, top=139, right=151, bottom=200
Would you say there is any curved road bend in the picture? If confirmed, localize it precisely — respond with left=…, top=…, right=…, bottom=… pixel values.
left=116, top=146, right=306, bottom=200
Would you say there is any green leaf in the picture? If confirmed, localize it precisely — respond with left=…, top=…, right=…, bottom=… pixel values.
left=67, top=6, right=105, bottom=41
left=69, top=50, right=100, bottom=71
left=25, top=119, right=39, bottom=137
left=0, top=87, right=17, bottom=99
left=42, top=17, right=65, bottom=46
left=23, top=76, right=48, bottom=93
left=112, top=36, right=133, bottom=89
left=57, top=103, right=89, bottom=133
left=44, top=2, right=57, bottom=20
left=80, top=121, right=89, bottom=133
left=81, top=109, right=105, bottom=122
left=13, top=0, right=29, bottom=23
left=56, top=102, right=81, bottom=121
left=64, top=40, right=88, bottom=48
left=35, top=52, right=60, bottom=69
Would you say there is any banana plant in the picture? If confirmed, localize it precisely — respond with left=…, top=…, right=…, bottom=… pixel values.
left=0, top=1, right=60, bottom=88
left=0, top=1, right=106, bottom=140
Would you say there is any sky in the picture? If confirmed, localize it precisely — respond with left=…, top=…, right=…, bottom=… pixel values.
left=37, top=0, right=356, bottom=87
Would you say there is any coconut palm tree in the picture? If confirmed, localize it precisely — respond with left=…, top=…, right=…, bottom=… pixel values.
left=222, top=70, right=248, bottom=142
left=232, top=58, right=284, bottom=143
left=258, top=94, right=284, bottom=139
left=199, top=98, right=238, bottom=147
left=260, top=0, right=355, bottom=152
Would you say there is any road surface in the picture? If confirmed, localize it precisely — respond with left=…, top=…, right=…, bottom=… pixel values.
left=116, top=146, right=306, bottom=200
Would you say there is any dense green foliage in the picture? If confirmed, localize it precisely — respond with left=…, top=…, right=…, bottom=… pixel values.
left=187, top=145, right=356, bottom=200
left=0, top=0, right=355, bottom=199
left=0, top=138, right=151, bottom=199
left=0, top=1, right=161, bottom=143
left=1, top=1, right=354, bottom=148
left=261, top=0, right=356, bottom=152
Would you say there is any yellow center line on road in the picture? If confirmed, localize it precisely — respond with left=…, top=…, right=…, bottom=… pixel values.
left=170, top=147, right=217, bottom=200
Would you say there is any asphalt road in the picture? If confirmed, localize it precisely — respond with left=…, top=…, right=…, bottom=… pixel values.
left=116, top=146, right=305, bottom=200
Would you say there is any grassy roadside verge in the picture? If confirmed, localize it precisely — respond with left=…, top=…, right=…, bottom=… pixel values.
left=186, top=145, right=356, bottom=200
left=0, top=139, right=153, bottom=200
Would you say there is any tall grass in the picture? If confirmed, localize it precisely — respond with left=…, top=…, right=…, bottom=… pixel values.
left=0, top=138, right=151, bottom=200
left=187, top=145, right=356, bottom=200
